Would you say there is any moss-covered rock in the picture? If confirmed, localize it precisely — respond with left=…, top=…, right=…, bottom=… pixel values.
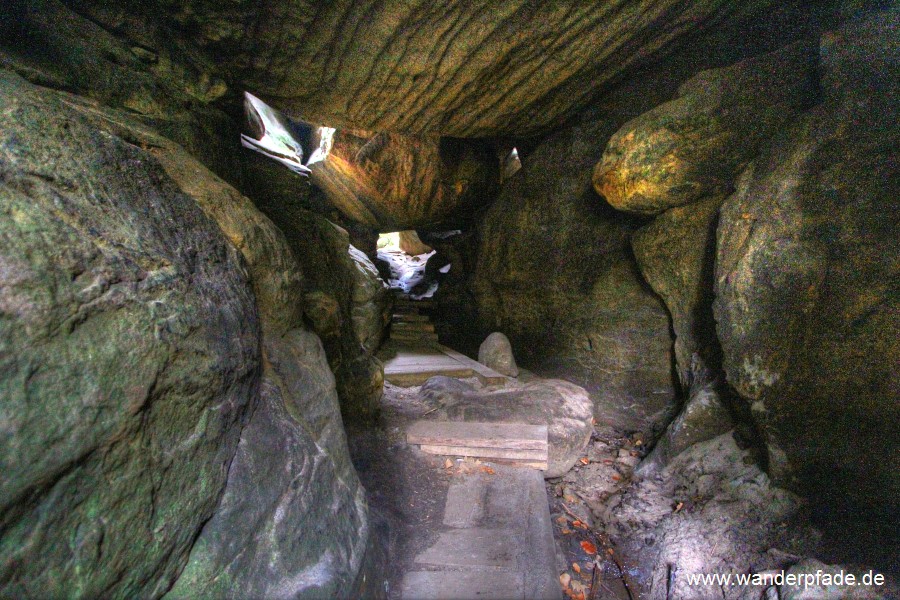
left=0, top=70, right=259, bottom=597
left=593, top=42, right=817, bottom=215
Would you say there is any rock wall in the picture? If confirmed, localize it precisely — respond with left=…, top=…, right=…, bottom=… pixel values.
left=471, top=120, right=677, bottom=438
left=597, top=8, right=899, bottom=522
left=0, top=71, right=373, bottom=598
left=249, top=194, right=392, bottom=420
left=714, top=10, right=900, bottom=516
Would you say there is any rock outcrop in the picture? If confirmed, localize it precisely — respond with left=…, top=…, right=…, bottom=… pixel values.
left=420, top=376, right=594, bottom=478
left=593, top=42, right=817, bottom=216
left=312, top=131, right=498, bottom=230
left=0, top=70, right=372, bottom=598
left=714, top=10, right=900, bottom=517
left=472, top=119, right=676, bottom=437
left=0, top=70, right=260, bottom=597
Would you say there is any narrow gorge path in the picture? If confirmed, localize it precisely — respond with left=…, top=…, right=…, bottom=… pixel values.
left=350, top=296, right=562, bottom=599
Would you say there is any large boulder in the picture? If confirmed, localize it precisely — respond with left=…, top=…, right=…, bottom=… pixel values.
left=138, top=114, right=374, bottom=596
left=473, top=119, right=676, bottom=437
left=478, top=332, right=519, bottom=377
left=713, top=11, right=900, bottom=517
left=593, top=42, right=817, bottom=215
left=0, top=70, right=259, bottom=597
left=311, top=131, right=498, bottom=230
left=421, top=377, right=594, bottom=478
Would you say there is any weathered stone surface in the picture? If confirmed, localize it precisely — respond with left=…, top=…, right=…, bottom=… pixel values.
left=478, top=332, right=519, bottom=377
left=0, top=70, right=260, bottom=597
left=714, top=11, right=900, bottom=516
left=421, top=377, right=594, bottom=478
left=168, top=330, right=369, bottom=599
left=632, top=195, right=724, bottom=385
left=605, top=434, right=811, bottom=600
left=53, top=0, right=781, bottom=137
left=251, top=200, right=390, bottom=418
left=639, top=357, right=733, bottom=473
left=311, top=131, right=498, bottom=230
left=473, top=119, right=676, bottom=437
left=398, top=231, right=433, bottom=256
left=593, top=42, right=816, bottom=215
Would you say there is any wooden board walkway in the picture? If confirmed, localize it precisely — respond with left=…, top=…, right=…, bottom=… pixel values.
left=384, top=345, right=508, bottom=386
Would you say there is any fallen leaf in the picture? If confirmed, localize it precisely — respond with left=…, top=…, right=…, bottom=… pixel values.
left=607, top=548, right=615, bottom=556
left=572, top=520, right=588, bottom=530
left=612, top=474, right=621, bottom=481
left=634, top=439, right=643, bottom=446
left=560, top=573, right=571, bottom=588
left=563, top=494, right=577, bottom=503
left=674, top=501, right=684, bottom=513
left=572, top=563, right=581, bottom=574
left=561, top=528, right=572, bottom=535
left=571, top=581, right=586, bottom=593
left=444, top=459, right=453, bottom=469
left=580, top=540, right=598, bottom=555
left=480, top=466, right=495, bottom=475
left=579, top=457, right=589, bottom=465
left=556, top=516, right=568, bottom=525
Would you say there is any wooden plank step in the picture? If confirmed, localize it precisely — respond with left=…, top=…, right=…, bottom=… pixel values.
left=437, top=346, right=507, bottom=386
left=384, top=366, right=473, bottom=386
left=393, top=313, right=430, bottom=322
left=391, top=321, right=434, bottom=333
left=391, top=333, right=439, bottom=342
left=419, top=444, right=548, bottom=463
left=407, top=421, right=548, bottom=451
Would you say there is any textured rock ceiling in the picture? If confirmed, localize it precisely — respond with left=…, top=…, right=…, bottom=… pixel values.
left=83, top=0, right=776, bottom=137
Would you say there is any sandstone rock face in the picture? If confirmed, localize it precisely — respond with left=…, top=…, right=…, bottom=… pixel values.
left=252, top=200, right=390, bottom=419
left=0, top=70, right=372, bottom=598
left=593, top=42, right=816, bottom=215
left=632, top=196, right=724, bottom=386
left=714, top=11, right=900, bottom=516
left=420, top=377, right=594, bottom=478
left=473, top=119, right=676, bottom=437
left=478, top=332, right=519, bottom=377
left=311, top=131, right=498, bottom=230
left=57, top=0, right=781, bottom=137
left=168, top=331, right=369, bottom=599
left=0, top=70, right=259, bottom=597
left=398, top=230, right=433, bottom=257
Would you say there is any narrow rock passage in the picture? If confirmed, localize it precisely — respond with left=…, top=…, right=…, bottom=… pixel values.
left=349, top=298, right=562, bottom=599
